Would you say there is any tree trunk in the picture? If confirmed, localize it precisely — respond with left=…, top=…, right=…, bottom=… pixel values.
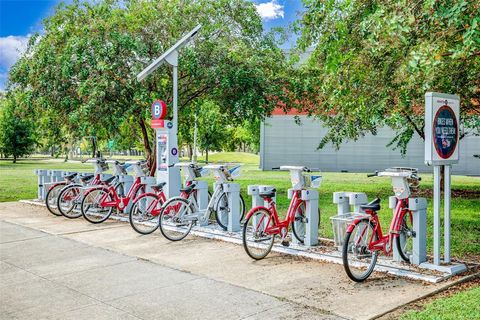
left=13, top=154, right=16, bottom=163
left=139, top=118, right=156, bottom=176
left=187, top=144, right=193, bottom=161
left=205, top=149, right=209, bottom=163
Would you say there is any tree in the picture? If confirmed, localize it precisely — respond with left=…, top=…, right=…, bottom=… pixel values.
left=296, top=0, right=480, bottom=154
left=8, top=0, right=292, bottom=169
left=0, top=94, right=36, bottom=163
left=196, top=101, right=227, bottom=162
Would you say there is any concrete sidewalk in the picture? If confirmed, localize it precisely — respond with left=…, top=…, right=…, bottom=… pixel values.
left=0, top=202, right=460, bottom=319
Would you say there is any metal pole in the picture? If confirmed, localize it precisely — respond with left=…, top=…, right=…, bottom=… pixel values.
left=193, top=113, right=198, bottom=162
left=433, top=165, right=441, bottom=265
left=173, top=65, right=178, bottom=132
left=444, top=164, right=451, bottom=263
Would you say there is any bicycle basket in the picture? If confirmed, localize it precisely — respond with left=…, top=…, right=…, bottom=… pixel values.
left=309, top=175, right=322, bottom=188
left=228, top=165, right=241, bottom=179
left=140, top=162, right=149, bottom=175
left=100, top=162, right=109, bottom=172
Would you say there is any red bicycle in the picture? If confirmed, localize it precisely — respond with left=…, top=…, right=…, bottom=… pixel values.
left=45, top=172, right=82, bottom=216
left=128, top=182, right=167, bottom=234
left=242, top=166, right=321, bottom=260
left=342, top=167, right=420, bottom=282
left=80, top=161, right=151, bottom=224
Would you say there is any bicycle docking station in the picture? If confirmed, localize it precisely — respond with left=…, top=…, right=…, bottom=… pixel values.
left=34, top=169, right=50, bottom=200
left=247, top=185, right=277, bottom=235
left=292, top=189, right=319, bottom=247
left=390, top=196, right=427, bottom=265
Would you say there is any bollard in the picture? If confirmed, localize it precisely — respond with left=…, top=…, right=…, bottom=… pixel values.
left=409, top=198, right=427, bottom=265
left=333, top=192, right=350, bottom=215
left=194, top=180, right=209, bottom=226
left=223, top=183, right=241, bottom=232
left=34, top=169, right=49, bottom=200
left=345, top=192, right=368, bottom=213
left=296, top=189, right=319, bottom=246
left=100, top=173, right=113, bottom=182
left=249, top=185, right=276, bottom=232
left=391, top=197, right=427, bottom=265
left=119, top=175, right=134, bottom=198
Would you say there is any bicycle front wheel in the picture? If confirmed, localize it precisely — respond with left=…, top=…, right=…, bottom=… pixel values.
left=396, top=212, right=414, bottom=263
left=159, top=197, right=194, bottom=241
left=129, top=194, right=163, bottom=235
left=242, top=209, right=275, bottom=260
left=57, top=184, right=83, bottom=219
left=45, top=183, right=66, bottom=216
left=215, top=193, right=245, bottom=230
left=81, top=188, right=113, bottom=224
left=342, top=220, right=378, bottom=282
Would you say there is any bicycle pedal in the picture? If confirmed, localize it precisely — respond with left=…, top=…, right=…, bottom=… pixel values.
left=281, top=240, right=290, bottom=247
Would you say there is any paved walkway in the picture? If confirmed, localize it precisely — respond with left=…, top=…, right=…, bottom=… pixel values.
left=0, top=202, right=456, bottom=319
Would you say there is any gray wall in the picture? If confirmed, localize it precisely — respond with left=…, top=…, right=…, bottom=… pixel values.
left=260, top=115, right=480, bottom=175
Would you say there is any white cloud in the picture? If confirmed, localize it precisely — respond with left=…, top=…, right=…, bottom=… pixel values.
left=255, top=1, right=284, bottom=21
left=0, top=35, right=29, bottom=69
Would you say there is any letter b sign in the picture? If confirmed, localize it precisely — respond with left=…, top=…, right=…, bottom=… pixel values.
left=151, top=100, right=167, bottom=120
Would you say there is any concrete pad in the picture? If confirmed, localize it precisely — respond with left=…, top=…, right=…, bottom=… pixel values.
left=51, top=260, right=200, bottom=301
left=0, top=220, right=47, bottom=243
left=45, top=303, right=140, bottom=320
left=108, top=277, right=328, bottom=320
left=1, top=277, right=97, bottom=319
left=0, top=201, right=464, bottom=320
left=0, top=261, right=41, bottom=288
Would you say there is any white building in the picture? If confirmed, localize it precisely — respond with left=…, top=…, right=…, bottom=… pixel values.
left=259, top=111, right=480, bottom=175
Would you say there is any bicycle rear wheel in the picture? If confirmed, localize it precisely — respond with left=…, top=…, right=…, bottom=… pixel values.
left=57, top=184, right=83, bottom=219
left=81, top=188, right=113, bottom=224
left=129, top=194, right=163, bottom=235
left=342, top=220, right=378, bottom=282
left=45, top=183, right=66, bottom=216
left=159, top=197, right=194, bottom=241
left=215, top=193, right=245, bottom=230
left=396, top=212, right=414, bottom=263
left=242, top=209, right=275, bottom=260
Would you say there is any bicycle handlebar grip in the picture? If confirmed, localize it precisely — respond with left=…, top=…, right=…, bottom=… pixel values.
left=271, top=167, right=280, bottom=170
left=367, top=173, right=377, bottom=177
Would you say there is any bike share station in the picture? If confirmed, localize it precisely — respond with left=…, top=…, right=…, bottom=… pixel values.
left=27, top=24, right=472, bottom=284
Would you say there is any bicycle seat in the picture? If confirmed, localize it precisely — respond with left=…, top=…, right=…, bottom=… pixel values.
left=102, top=176, right=116, bottom=184
left=180, top=184, right=196, bottom=194
left=151, top=182, right=167, bottom=191
left=64, top=173, right=77, bottom=180
left=259, top=188, right=276, bottom=199
left=80, top=174, right=94, bottom=182
left=360, top=198, right=381, bottom=212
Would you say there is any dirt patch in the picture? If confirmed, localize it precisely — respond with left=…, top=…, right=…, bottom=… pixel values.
left=378, top=275, right=480, bottom=319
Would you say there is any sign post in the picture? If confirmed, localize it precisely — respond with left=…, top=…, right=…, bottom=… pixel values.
left=422, top=92, right=466, bottom=274
left=136, top=25, right=202, bottom=197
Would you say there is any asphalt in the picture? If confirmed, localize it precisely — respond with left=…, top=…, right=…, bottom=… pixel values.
left=0, top=202, right=456, bottom=319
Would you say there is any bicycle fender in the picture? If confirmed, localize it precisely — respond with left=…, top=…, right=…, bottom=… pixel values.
left=83, top=185, right=110, bottom=197
left=245, top=206, right=269, bottom=220
left=346, top=218, right=370, bottom=233
left=132, top=192, right=158, bottom=204
left=48, top=182, right=66, bottom=191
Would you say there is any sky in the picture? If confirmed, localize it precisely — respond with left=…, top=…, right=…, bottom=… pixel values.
left=0, top=0, right=304, bottom=91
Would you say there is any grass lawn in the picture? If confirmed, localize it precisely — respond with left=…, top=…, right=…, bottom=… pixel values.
left=1, top=152, right=479, bottom=259
left=400, top=285, right=480, bottom=320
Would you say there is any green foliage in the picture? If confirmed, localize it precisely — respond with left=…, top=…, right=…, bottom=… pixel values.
left=297, top=0, right=480, bottom=153
left=401, top=285, right=480, bottom=320
left=0, top=93, right=36, bottom=162
left=7, top=0, right=291, bottom=162
left=196, top=101, right=227, bottom=161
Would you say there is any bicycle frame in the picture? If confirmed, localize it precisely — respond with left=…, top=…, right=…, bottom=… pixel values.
left=348, top=198, right=412, bottom=255
left=246, top=189, right=305, bottom=236
left=96, top=177, right=144, bottom=211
